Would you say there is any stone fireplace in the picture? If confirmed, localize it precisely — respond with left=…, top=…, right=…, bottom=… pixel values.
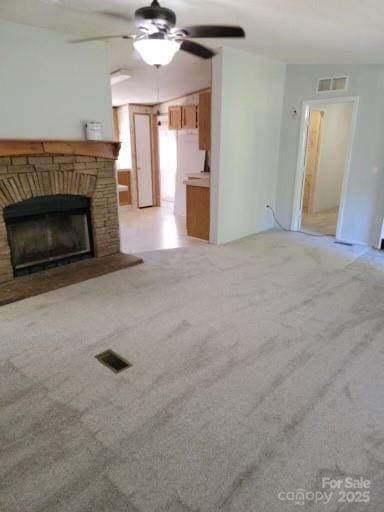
left=0, top=140, right=121, bottom=283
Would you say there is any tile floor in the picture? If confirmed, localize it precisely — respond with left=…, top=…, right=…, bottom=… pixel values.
left=301, top=207, right=339, bottom=236
left=119, top=203, right=206, bottom=254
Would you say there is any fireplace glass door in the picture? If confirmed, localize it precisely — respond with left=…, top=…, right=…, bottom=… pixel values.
left=4, top=195, right=94, bottom=276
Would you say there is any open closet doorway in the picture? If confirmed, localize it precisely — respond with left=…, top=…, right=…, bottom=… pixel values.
left=292, top=98, right=358, bottom=238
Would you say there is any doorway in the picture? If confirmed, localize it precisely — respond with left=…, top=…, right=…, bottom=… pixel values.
left=292, top=97, right=359, bottom=238
left=118, top=106, right=206, bottom=254
left=158, top=126, right=177, bottom=208
left=133, top=113, right=154, bottom=208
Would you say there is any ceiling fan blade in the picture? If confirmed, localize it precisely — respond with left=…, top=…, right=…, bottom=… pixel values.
left=69, top=35, right=134, bottom=44
left=179, top=40, right=216, bottom=59
left=96, top=11, right=134, bottom=23
left=178, top=25, right=245, bottom=38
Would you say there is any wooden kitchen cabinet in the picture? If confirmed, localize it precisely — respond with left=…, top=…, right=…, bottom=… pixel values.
left=117, top=170, right=132, bottom=206
left=198, top=91, right=211, bottom=150
left=169, top=105, right=198, bottom=130
left=168, top=106, right=182, bottom=130
left=186, top=184, right=210, bottom=240
left=182, top=105, right=198, bottom=129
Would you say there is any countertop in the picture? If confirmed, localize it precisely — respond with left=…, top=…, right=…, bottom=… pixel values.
left=183, top=172, right=210, bottom=189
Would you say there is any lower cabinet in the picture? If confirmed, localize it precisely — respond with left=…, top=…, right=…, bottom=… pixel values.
left=186, top=185, right=210, bottom=240
left=117, top=170, right=131, bottom=206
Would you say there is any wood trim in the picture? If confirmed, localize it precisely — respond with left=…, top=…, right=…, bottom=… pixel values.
left=153, top=87, right=212, bottom=108
left=117, top=88, right=212, bottom=110
left=198, top=91, right=211, bottom=151
left=128, top=103, right=156, bottom=108
left=0, top=140, right=45, bottom=156
left=0, top=140, right=121, bottom=160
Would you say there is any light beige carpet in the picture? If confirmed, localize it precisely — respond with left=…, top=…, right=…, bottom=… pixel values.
left=1, top=230, right=384, bottom=511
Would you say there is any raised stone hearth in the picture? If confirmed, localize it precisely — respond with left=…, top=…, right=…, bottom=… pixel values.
left=0, top=141, right=121, bottom=283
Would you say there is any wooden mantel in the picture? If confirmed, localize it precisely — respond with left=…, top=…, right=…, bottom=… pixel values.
left=0, top=140, right=121, bottom=160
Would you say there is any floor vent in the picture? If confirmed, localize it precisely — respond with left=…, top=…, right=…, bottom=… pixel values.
left=335, top=240, right=353, bottom=247
left=95, top=350, right=132, bottom=373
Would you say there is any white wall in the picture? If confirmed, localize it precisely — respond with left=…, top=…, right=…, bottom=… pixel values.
left=276, top=64, right=384, bottom=245
left=0, top=19, right=113, bottom=140
left=116, top=105, right=132, bottom=169
left=312, top=103, right=353, bottom=213
left=210, top=47, right=286, bottom=244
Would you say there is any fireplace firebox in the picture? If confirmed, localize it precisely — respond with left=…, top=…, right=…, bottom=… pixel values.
left=4, top=195, right=94, bottom=276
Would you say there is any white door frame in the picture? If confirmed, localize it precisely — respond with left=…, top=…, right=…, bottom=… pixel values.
left=291, top=96, right=360, bottom=240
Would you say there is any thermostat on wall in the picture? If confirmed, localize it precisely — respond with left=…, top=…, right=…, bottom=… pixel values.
left=85, top=121, right=103, bottom=141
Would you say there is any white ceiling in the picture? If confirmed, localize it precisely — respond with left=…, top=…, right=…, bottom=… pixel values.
left=111, top=53, right=212, bottom=105
left=2, top=0, right=384, bottom=103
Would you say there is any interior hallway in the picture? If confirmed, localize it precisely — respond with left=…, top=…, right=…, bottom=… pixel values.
left=2, top=231, right=384, bottom=511
left=302, top=207, right=339, bottom=236
left=119, top=203, right=206, bottom=254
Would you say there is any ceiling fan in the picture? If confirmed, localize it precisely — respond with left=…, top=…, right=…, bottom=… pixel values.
left=71, top=0, right=245, bottom=67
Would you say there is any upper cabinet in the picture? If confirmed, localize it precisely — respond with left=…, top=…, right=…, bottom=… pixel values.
left=167, top=91, right=211, bottom=142
left=168, top=105, right=198, bottom=130
left=168, top=106, right=182, bottom=130
left=182, top=105, right=198, bottom=129
left=198, top=91, right=211, bottom=151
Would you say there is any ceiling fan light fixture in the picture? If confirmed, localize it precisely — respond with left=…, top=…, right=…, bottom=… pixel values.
left=133, top=38, right=180, bottom=66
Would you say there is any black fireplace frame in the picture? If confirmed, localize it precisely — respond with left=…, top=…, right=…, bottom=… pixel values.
left=4, top=194, right=95, bottom=277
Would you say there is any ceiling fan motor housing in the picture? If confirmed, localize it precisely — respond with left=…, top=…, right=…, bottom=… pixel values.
left=135, top=1, right=177, bottom=30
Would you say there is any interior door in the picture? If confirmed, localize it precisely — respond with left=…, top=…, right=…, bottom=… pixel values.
left=298, top=113, right=311, bottom=229
left=134, top=114, right=154, bottom=208
left=304, top=111, right=323, bottom=214
left=298, top=109, right=320, bottom=229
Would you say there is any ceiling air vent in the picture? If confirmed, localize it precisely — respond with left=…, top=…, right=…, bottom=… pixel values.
left=317, top=76, right=349, bottom=93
